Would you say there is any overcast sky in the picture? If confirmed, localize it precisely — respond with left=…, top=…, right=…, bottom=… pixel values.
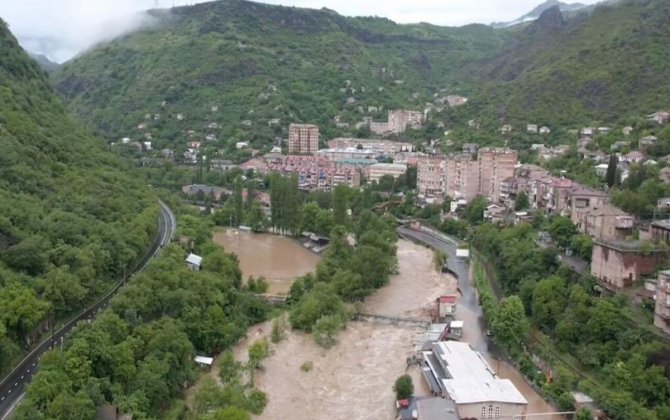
left=0, top=0, right=602, bottom=63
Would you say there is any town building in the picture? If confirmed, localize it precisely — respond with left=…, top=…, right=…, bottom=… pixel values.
left=591, top=240, right=670, bottom=289
left=417, top=157, right=448, bottom=199
left=584, top=204, right=634, bottom=241
left=567, top=185, right=609, bottom=232
left=327, top=138, right=413, bottom=155
left=478, top=148, right=519, bottom=203
left=446, top=153, right=480, bottom=201
left=367, top=163, right=408, bottom=183
left=654, top=270, right=670, bottom=335
left=416, top=148, right=518, bottom=204
left=422, top=341, right=527, bottom=419
left=369, top=110, right=423, bottom=135
left=288, top=123, right=320, bottom=155
left=651, top=219, right=670, bottom=243
left=317, top=147, right=377, bottom=160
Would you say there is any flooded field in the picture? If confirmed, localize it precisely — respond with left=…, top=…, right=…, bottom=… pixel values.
left=213, top=229, right=320, bottom=294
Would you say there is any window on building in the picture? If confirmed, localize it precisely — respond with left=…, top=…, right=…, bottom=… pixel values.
left=495, top=406, right=501, bottom=418
left=489, top=405, right=493, bottom=418
left=481, top=406, right=487, bottom=418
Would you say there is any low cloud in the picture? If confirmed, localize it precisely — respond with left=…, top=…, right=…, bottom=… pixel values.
left=2, top=0, right=161, bottom=63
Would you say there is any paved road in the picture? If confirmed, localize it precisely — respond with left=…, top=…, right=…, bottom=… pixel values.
left=396, top=226, right=489, bottom=353
left=0, top=201, right=176, bottom=419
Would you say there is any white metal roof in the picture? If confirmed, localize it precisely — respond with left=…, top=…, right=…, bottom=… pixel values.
left=194, top=356, right=213, bottom=365
left=449, top=320, right=464, bottom=329
left=434, top=341, right=527, bottom=405
left=186, top=253, right=203, bottom=267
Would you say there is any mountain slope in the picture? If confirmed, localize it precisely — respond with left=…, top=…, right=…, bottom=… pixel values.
left=27, top=52, right=60, bottom=73
left=490, top=0, right=588, bottom=28
left=51, top=0, right=506, bottom=150
left=0, top=19, right=157, bottom=373
left=473, top=0, right=670, bottom=125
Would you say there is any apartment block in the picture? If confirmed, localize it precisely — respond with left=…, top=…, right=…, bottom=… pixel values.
left=416, top=148, right=519, bottom=203
left=417, top=157, right=447, bottom=199
left=446, top=153, right=480, bottom=201
left=478, top=148, right=518, bottom=203
left=288, top=123, right=319, bottom=155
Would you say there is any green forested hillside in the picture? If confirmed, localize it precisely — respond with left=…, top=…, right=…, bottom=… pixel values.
left=51, top=0, right=670, bottom=150
left=0, top=19, right=157, bottom=373
left=473, top=0, right=670, bottom=125
left=51, top=0, right=506, bottom=150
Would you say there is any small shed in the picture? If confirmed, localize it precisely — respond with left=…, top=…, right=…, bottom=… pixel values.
left=447, top=320, right=464, bottom=340
left=186, top=253, right=203, bottom=271
left=436, top=295, right=458, bottom=319
left=194, top=355, right=214, bottom=368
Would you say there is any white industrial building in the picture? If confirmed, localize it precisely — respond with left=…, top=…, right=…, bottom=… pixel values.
left=422, top=341, right=528, bottom=419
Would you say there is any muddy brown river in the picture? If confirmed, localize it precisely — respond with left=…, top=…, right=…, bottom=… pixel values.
left=213, top=229, right=320, bottom=294
left=205, top=233, right=560, bottom=419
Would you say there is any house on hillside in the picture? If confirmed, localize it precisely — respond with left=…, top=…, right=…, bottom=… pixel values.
left=539, top=126, right=551, bottom=135
left=648, top=111, right=670, bottom=125
left=639, top=136, right=659, bottom=148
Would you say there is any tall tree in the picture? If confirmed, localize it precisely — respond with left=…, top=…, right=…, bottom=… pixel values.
left=332, top=185, right=349, bottom=227
left=490, top=295, right=529, bottom=351
left=606, top=154, right=618, bottom=188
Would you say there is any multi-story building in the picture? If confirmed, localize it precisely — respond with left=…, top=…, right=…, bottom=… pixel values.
left=367, top=163, right=408, bottom=183
left=567, top=185, right=609, bottom=231
left=446, top=153, right=479, bottom=201
left=244, top=155, right=360, bottom=190
left=416, top=148, right=519, bottom=203
left=584, top=204, right=634, bottom=241
left=421, top=341, right=528, bottom=419
left=288, top=123, right=319, bottom=155
left=368, top=110, right=423, bottom=135
left=327, top=138, right=413, bottom=155
left=417, top=157, right=447, bottom=199
left=654, top=270, right=670, bottom=335
left=591, top=240, right=670, bottom=289
left=478, top=148, right=518, bottom=204
left=530, top=177, right=575, bottom=215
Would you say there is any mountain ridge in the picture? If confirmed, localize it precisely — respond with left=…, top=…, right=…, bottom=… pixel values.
left=48, top=0, right=670, bottom=150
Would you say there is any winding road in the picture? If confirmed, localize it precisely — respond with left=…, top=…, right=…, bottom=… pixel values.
left=0, top=200, right=176, bottom=419
left=396, top=225, right=489, bottom=353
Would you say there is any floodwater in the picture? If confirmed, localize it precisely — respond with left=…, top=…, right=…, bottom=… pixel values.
left=253, top=240, right=446, bottom=420
left=200, top=237, right=560, bottom=419
left=213, top=229, right=320, bottom=294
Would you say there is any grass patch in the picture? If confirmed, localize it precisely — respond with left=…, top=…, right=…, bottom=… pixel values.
left=300, top=361, right=313, bottom=372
